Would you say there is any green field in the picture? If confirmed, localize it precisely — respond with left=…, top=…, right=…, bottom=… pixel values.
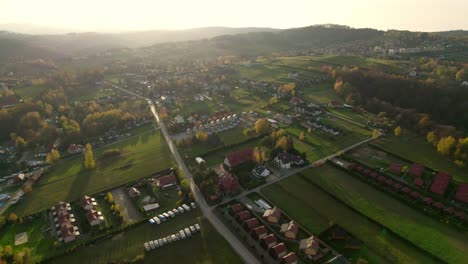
left=11, top=127, right=173, bottom=216
left=262, top=168, right=443, bottom=264
left=217, top=126, right=257, bottom=146
left=374, top=134, right=468, bottom=182
left=49, top=211, right=242, bottom=264
left=303, top=164, right=468, bottom=264
left=13, top=84, right=49, bottom=101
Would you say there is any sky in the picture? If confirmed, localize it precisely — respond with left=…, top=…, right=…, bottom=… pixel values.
left=1, top=0, right=468, bottom=33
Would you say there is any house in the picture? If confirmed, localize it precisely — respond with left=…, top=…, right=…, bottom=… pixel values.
left=219, top=172, right=241, bottom=194
left=86, top=209, right=104, bottom=226
left=430, top=172, right=451, bottom=195
left=224, top=148, right=253, bottom=169
left=294, top=104, right=323, bottom=117
left=13, top=173, right=25, bottom=184
left=461, top=81, right=468, bottom=87
left=252, top=166, right=270, bottom=178
left=128, top=187, right=141, bottom=198
left=328, top=100, right=344, bottom=108
left=195, top=157, right=205, bottom=165
left=261, top=234, right=277, bottom=249
left=273, top=114, right=293, bottom=125
left=229, top=203, right=243, bottom=215
left=299, top=236, right=320, bottom=256
left=413, top=178, right=424, bottom=187
left=251, top=225, right=268, bottom=240
left=143, top=203, right=160, bottom=212
left=60, top=224, right=77, bottom=243
left=273, top=152, right=305, bottom=169
left=235, top=210, right=251, bottom=223
left=22, top=170, right=44, bottom=191
left=157, top=174, right=178, bottom=189
left=280, top=220, right=299, bottom=239
left=0, top=96, right=21, bottom=108
left=67, top=144, right=84, bottom=154
left=174, top=115, right=185, bottom=124
left=263, top=207, right=281, bottom=224
left=243, top=218, right=260, bottom=231
left=81, top=196, right=97, bottom=210
left=389, top=163, right=403, bottom=174
left=455, top=183, right=468, bottom=204
left=270, top=242, right=288, bottom=259
left=281, top=252, right=298, bottom=264
left=408, top=163, right=424, bottom=177
left=289, top=97, right=303, bottom=105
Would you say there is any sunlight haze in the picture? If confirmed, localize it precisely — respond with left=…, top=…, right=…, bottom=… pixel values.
left=2, top=0, right=468, bottom=32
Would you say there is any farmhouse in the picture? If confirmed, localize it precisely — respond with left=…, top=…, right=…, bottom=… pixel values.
left=81, top=196, right=97, bottom=210
left=261, top=234, right=277, bottom=249
left=299, top=236, right=320, bottom=256
left=273, top=152, right=305, bottom=169
left=86, top=209, right=104, bottom=226
left=280, top=220, right=299, bottom=239
left=270, top=242, right=288, bottom=259
left=157, top=174, right=178, bottom=189
left=281, top=252, right=298, bottom=264
left=224, top=148, right=253, bottom=169
left=430, top=172, right=451, bottom=195
left=263, top=207, right=281, bottom=224
left=251, top=225, right=268, bottom=240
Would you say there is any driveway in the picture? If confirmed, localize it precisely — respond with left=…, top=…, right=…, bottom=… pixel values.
left=111, top=188, right=143, bottom=223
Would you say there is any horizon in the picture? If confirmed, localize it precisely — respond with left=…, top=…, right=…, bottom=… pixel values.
left=2, top=0, right=468, bottom=34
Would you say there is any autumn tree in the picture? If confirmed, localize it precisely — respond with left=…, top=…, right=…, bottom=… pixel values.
left=8, top=213, right=18, bottom=223
left=426, top=131, right=437, bottom=145
left=106, top=192, right=114, bottom=203
left=255, top=118, right=270, bottom=135
left=195, top=131, right=208, bottom=142
left=275, top=136, right=294, bottom=151
left=394, top=126, right=402, bottom=136
left=372, top=129, right=379, bottom=139
left=83, top=143, right=96, bottom=169
left=299, top=131, right=305, bottom=141
left=46, top=149, right=61, bottom=164
left=307, top=127, right=312, bottom=134
left=15, top=136, right=27, bottom=153
left=455, top=69, right=465, bottom=81
left=437, top=136, right=456, bottom=156
left=269, top=97, right=278, bottom=104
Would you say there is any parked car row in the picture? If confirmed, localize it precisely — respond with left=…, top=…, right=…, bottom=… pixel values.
left=149, top=202, right=196, bottom=224
left=143, top=223, right=201, bottom=251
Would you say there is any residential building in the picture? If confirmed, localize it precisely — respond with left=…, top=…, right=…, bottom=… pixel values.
left=273, top=152, right=305, bottom=169
left=224, top=148, right=253, bottom=169
left=261, top=234, right=277, bottom=249
left=280, top=220, right=299, bottom=239
left=270, top=243, right=288, bottom=259
left=128, top=187, right=141, bottom=198
left=281, top=252, right=298, bottom=264
left=251, top=225, right=268, bottom=240
left=263, top=207, right=281, bottom=224
left=157, top=174, right=178, bottom=189
left=81, top=196, right=97, bottom=210
left=86, top=209, right=104, bottom=226
left=299, top=236, right=320, bottom=256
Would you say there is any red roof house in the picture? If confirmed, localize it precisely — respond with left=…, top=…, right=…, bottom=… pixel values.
left=224, top=148, right=253, bottom=169
left=86, top=209, right=104, bottom=226
left=455, top=183, right=468, bottom=204
left=157, top=174, right=178, bottom=189
left=270, top=243, right=288, bottom=259
left=444, top=207, right=455, bottom=215
left=263, top=207, right=282, bottom=224
left=235, top=210, right=251, bottom=223
left=251, top=225, right=268, bottom=240
left=410, top=191, right=420, bottom=199
left=413, top=178, right=424, bottom=187
left=229, top=203, right=243, bottom=215
left=243, top=218, right=260, bottom=231
left=389, top=163, right=403, bottom=174
left=220, top=173, right=241, bottom=194
left=455, top=211, right=465, bottom=220
left=409, top=163, right=424, bottom=177
left=432, top=202, right=444, bottom=210
left=299, top=236, right=320, bottom=256
left=280, top=220, right=299, bottom=239
left=81, top=196, right=96, bottom=210
left=423, top=197, right=433, bottom=205
left=430, top=172, right=452, bottom=195
left=281, top=252, right=298, bottom=264
left=261, top=234, right=277, bottom=249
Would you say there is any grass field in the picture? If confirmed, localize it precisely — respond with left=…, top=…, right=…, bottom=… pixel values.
left=303, top=164, right=468, bottom=264
left=49, top=211, right=242, bottom=264
left=374, top=134, right=468, bottom=182
left=13, top=84, right=49, bottom=100
left=217, top=126, right=257, bottom=146
left=301, top=83, right=340, bottom=104
left=11, top=127, right=173, bottom=216
left=262, top=169, right=442, bottom=264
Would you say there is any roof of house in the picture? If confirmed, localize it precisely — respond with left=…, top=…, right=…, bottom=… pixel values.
left=230, top=203, right=243, bottom=214
left=243, top=218, right=260, bottom=230
left=128, top=187, right=141, bottom=196
left=81, top=196, right=93, bottom=208
left=0, top=95, right=21, bottom=107
left=413, top=177, right=424, bottom=187
left=299, top=236, right=319, bottom=251
left=225, top=148, right=253, bottom=167
left=430, top=172, right=452, bottom=195
left=409, top=163, right=424, bottom=177
left=281, top=252, right=298, bottom=264
left=433, top=202, right=444, bottom=209
left=220, top=173, right=241, bottom=194
left=280, top=220, right=299, bottom=235
left=270, top=243, right=288, bottom=258
left=86, top=209, right=100, bottom=223
left=423, top=197, right=433, bottom=204
left=276, top=152, right=303, bottom=164
left=261, top=234, right=277, bottom=245
left=455, top=183, right=468, bottom=204
left=389, top=163, right=403, bottom=174
left=157, top=174, right=177, bottom=187
left=263, top=207, right=281, bottom=220
left=252, top=226, right=268, bottom=236
left=236, top=210, right=251, bottom=222
left=410, top=191, right=420, bottom=199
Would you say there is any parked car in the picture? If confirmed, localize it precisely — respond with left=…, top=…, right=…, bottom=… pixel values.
left=171, top=234, right=178, bottom=241
left=153, top=217, right=161, bottom=224
left=190, top=225, right=196, bottom=233
left=149, top=240, right=155, bottom=249
left=162, top=238, right=168, bottom=244
left=177, top=206, right=184, bottom=213
left=191, top=202, right=196, bottom=209
left=149, top=218, right=155, bottom=224
left=144, top=242, right=151, bottom=251
left=168, top=211, right=175, bottom=218
left=179, top=230, right=186, bottom=239
left=154, top=240, right=160, bottom=248
left=167, top=236, right=173, bottom=243
left=172, top=208, right=179, bottom=215
left=184, top=227, right=192, bottom=237
left=158, top=239, right=164, bottom=246
left=182, top=204, right=191, bottom=211
left=158, top=214, right=166, bottom=221
left=163, top=212, right=170, bottom=219
left=194, top=223, right=201, bottom=231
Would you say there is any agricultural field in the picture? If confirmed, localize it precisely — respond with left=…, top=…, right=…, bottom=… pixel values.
left=11, top=127, right=173, bottom=216
left=301, top=83, right=340, bottom=104
left=303, top=164, right=468, bottom=264
left=13, top=84, right=49, bottom=101
left=230, top=62, right=321, bottom=82
left=374, top=134, right=468, bottom=182
left=261, top=169, right=442, bottom=264
left=49, top=211, right=242, bottom=264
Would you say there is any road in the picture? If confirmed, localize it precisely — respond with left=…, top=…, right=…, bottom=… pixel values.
left=107, top=82, right=261, bottom=264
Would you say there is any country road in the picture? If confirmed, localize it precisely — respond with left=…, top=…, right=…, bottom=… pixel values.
left=107, top=82, right=261, bottom=264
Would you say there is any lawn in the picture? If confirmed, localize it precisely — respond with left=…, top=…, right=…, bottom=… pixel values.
left=11, top=128, right=173, bottom=216
left=261, top=170, right=441, bottom=264
left=328, top=108, right=374, bottom=125
left=217, top=126, right=256, bottom=146
left=13, top=84, right=49, bottom=101
left=49, top=210, right=242, bottom=264
left=0, top=212, right=56, bottom=263
left=374, top=134, right=468, bottom=182
left=302, top=164, right=468, bottom=264
left=301, top=83, right=341, bottom=104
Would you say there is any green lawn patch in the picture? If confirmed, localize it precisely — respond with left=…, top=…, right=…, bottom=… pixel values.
left=11, top=128, right=173, bottom=216
left=302, top=164, right=468, bottom=264
left=13, top=85, right=49, bottom=101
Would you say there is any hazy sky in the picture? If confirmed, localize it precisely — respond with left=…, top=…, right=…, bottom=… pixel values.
left=1, top=0, right=468, bottom=32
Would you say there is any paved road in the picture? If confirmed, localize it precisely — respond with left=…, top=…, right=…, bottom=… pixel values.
left=107, top=82, right=261, bottom=264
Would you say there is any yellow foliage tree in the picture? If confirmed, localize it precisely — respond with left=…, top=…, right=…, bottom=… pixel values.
left=426, top=131, right=437, bottom=145
left=269, top=97, right=278, bottom=104
left=195, top=131, right=208, bottom=142
left=84, top=143, right=96, bottom=169
left=394, top=126, right=402, bottom=136
left=307, top=127, right=312, bottom=134
left=46, top=149, right=61, bottom=164
left=372, top=129, right=379, bottom=139
left=255, top=118, right=270, bottom=135
left=437, top=136, right=456, bottom=156
left=299, top=131, right=305, bottom=141
left=8, top=213, right=18, bottom=223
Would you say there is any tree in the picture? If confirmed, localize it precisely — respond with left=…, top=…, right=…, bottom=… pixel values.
left=255, top=118, right=270, bottom=135
left=106, top=192, right=114, bottom=203
left=195, top=131, right=208, bottom=142
left=253, top=147, right=262, bottom=164
left=4, top=245, right=12, bottom=257
left=83, top=143, right=96, bottom=169
left=455, top=69, right=465, bottom=81
left=15, top=136, right=26, bottom=153
left=372, top=129, right=379, bottom=139
left=299, top=131, right=305, bottom=141
left=113, top=204, right=120, bottom=213
left=46, top=149, right=61, bottom=164
left=269, top=97, right=278, bottom=104
left=307, top=127, right=312, bottom=134
left=8, top=213, right=18, bottom=223
left=275, top=136, right=293, bottom=151
left=394, top=126, right=402, bottom=136
left=437, top=136, right=456, bottom=156
left=426, top=131, right=437, bottom=145
left=454, top=160, right=465, bottom=167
